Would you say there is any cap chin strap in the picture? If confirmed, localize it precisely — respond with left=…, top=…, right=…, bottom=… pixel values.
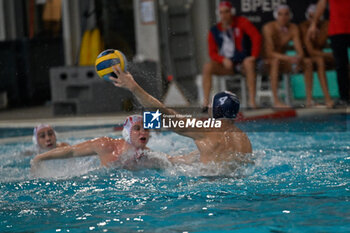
left=122, top=115, right=143, bottom=144
left=122, top=128, right=131, bottom=144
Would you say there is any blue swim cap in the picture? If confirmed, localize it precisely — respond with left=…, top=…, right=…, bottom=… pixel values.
left=212, top=91, right=240, bottom=119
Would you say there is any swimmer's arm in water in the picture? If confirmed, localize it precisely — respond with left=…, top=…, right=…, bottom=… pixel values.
left=167, top=151, right=199, bottom=165
left=110, top=66, right=205, bottom=140
left=22, top=142, right=70, bottom=157
left=57, top=142, right=70, bottom=147
left=31, top=137, right=111, bottom=165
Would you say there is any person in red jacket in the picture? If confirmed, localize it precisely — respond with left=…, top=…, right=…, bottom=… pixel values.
left=201, top=1, right=262, bottom=111
left=308, top=0, right=350, bottom=105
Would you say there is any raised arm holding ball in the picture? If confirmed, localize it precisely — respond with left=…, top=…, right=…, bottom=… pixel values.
left=109, top=65, right=253, bottom=165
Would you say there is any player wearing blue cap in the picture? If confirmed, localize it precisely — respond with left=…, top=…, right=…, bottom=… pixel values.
left=211, top=91, right=240, bottom=119
left=110, top=66, right=252, bottom=165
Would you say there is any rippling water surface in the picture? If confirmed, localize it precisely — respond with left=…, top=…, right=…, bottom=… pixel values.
left=1, top=114, right=349, bottom=232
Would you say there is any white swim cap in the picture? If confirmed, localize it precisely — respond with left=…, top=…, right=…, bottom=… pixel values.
left=122, top=115, right=143, bottom=144
left=273, top=4, right=293, bottom=19
left=305, top=4, right=316, bottom=20
left=32, top=124, right=55, bottom=149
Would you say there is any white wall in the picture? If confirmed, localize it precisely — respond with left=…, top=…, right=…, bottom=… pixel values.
left=133, top=0, right=160, bottom=62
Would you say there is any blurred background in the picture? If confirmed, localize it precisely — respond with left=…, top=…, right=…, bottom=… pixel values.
left=0, top=0, right=320, bottom=115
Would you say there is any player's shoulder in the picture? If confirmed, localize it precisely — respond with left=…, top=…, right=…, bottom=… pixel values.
left=263, top=21, right=274, bottom=29
left=96, top=137, right=126, bottom=152
left=262, top=21, right=274, bottom=32
left=94, top=136, right=122, bottom=144
left=235, top=15, right=255, bottom=26
left=235, top=15, right=248, bottom=22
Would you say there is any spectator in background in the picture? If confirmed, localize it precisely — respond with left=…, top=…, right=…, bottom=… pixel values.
left=299, top=4, right=334, bottom=108
left=308, top=0, right=350, bottom=105
left=202, top=1, right=262, bottom=111
left=263, top=5, right=314, bottom=108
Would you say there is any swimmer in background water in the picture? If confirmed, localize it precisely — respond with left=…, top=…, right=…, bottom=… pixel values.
left=24, top=124, right=69, bottom=155
left=30, top=116, right=170, bottom=171
left=109, top=66, right=253, bottom=165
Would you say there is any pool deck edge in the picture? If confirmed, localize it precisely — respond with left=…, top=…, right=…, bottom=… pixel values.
left=0, top=106, right=348, bottom=127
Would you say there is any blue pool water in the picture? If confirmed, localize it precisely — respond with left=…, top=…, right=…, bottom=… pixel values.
left=0, top=114, right=349, bottom=232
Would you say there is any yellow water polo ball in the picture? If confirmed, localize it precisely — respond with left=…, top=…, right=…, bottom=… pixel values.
left=95, top=49, right=128, bottom=81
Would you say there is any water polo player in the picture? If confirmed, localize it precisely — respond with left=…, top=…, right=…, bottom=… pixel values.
left=110, top=66, right=252, bottom=165
left=31, top=115, right=165, bottom=170
left=33, top=124, right=69, bottom=153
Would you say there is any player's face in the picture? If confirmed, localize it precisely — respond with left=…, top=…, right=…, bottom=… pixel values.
left=129, top=122, right=150, bottom=149
left=219, top=6, right=233, bottom=24
left=277, top=8, right=291, bottom=26
left=37, top=127, right=57, bottom=150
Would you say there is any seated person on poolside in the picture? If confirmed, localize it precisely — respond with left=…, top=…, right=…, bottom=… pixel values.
left=110, top=66, right=252, bottom=165
left=202, top=1, right=262, bottom=110
left=31, top=116, right=170, bottom=170
left=299, top=4, right=334, bottom=108
left=262, top=4, right=314, bottom=108
left=33, top=124, right=69, bottom=153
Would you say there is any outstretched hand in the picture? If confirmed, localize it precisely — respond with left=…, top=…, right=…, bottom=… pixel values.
left=109, top=65, right=137, bottom=91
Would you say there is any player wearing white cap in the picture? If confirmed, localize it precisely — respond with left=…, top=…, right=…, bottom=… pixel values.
left=32, top=124, right=69, bottom=153
left=31, top=116, right=153, bottom=168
